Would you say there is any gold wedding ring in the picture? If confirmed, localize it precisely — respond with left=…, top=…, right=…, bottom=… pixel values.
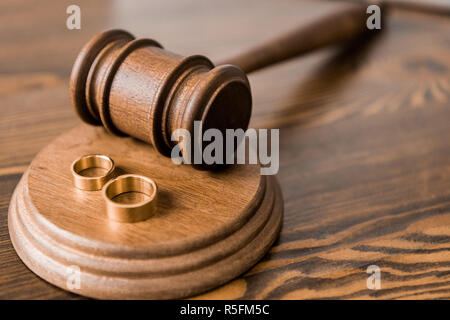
left=71, top=154, right=115, bottom=190
left=102, top=174, right=158, bottom=223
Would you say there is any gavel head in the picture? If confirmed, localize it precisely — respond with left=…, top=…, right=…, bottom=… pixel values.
left=70, top=29, right=252, bottom=169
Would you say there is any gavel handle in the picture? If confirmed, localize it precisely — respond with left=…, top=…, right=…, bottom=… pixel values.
left=220, top=3, right=376, bottom=74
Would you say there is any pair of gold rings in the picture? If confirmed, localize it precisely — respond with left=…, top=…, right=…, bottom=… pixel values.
left=71, top=154, right=157, bottom=223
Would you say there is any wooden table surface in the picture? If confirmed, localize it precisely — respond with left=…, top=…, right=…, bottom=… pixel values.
left=1, top=0, right=449, bottom=299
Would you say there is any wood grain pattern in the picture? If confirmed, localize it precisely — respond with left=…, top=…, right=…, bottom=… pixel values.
left=1, top=0, right=450, bottom=299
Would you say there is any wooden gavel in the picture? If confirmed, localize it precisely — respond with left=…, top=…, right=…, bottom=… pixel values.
left=70, top=3, right=379, bottom=167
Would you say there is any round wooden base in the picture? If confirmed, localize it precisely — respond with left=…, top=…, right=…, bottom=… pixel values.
left=8, top=124, right=283, bottom=299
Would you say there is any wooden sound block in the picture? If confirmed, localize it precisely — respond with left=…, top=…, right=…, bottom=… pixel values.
left=8, top=124, right=283, bottom=299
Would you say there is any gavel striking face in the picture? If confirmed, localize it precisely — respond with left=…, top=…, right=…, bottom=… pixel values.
left=70, top=4, right=376, bottom=169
